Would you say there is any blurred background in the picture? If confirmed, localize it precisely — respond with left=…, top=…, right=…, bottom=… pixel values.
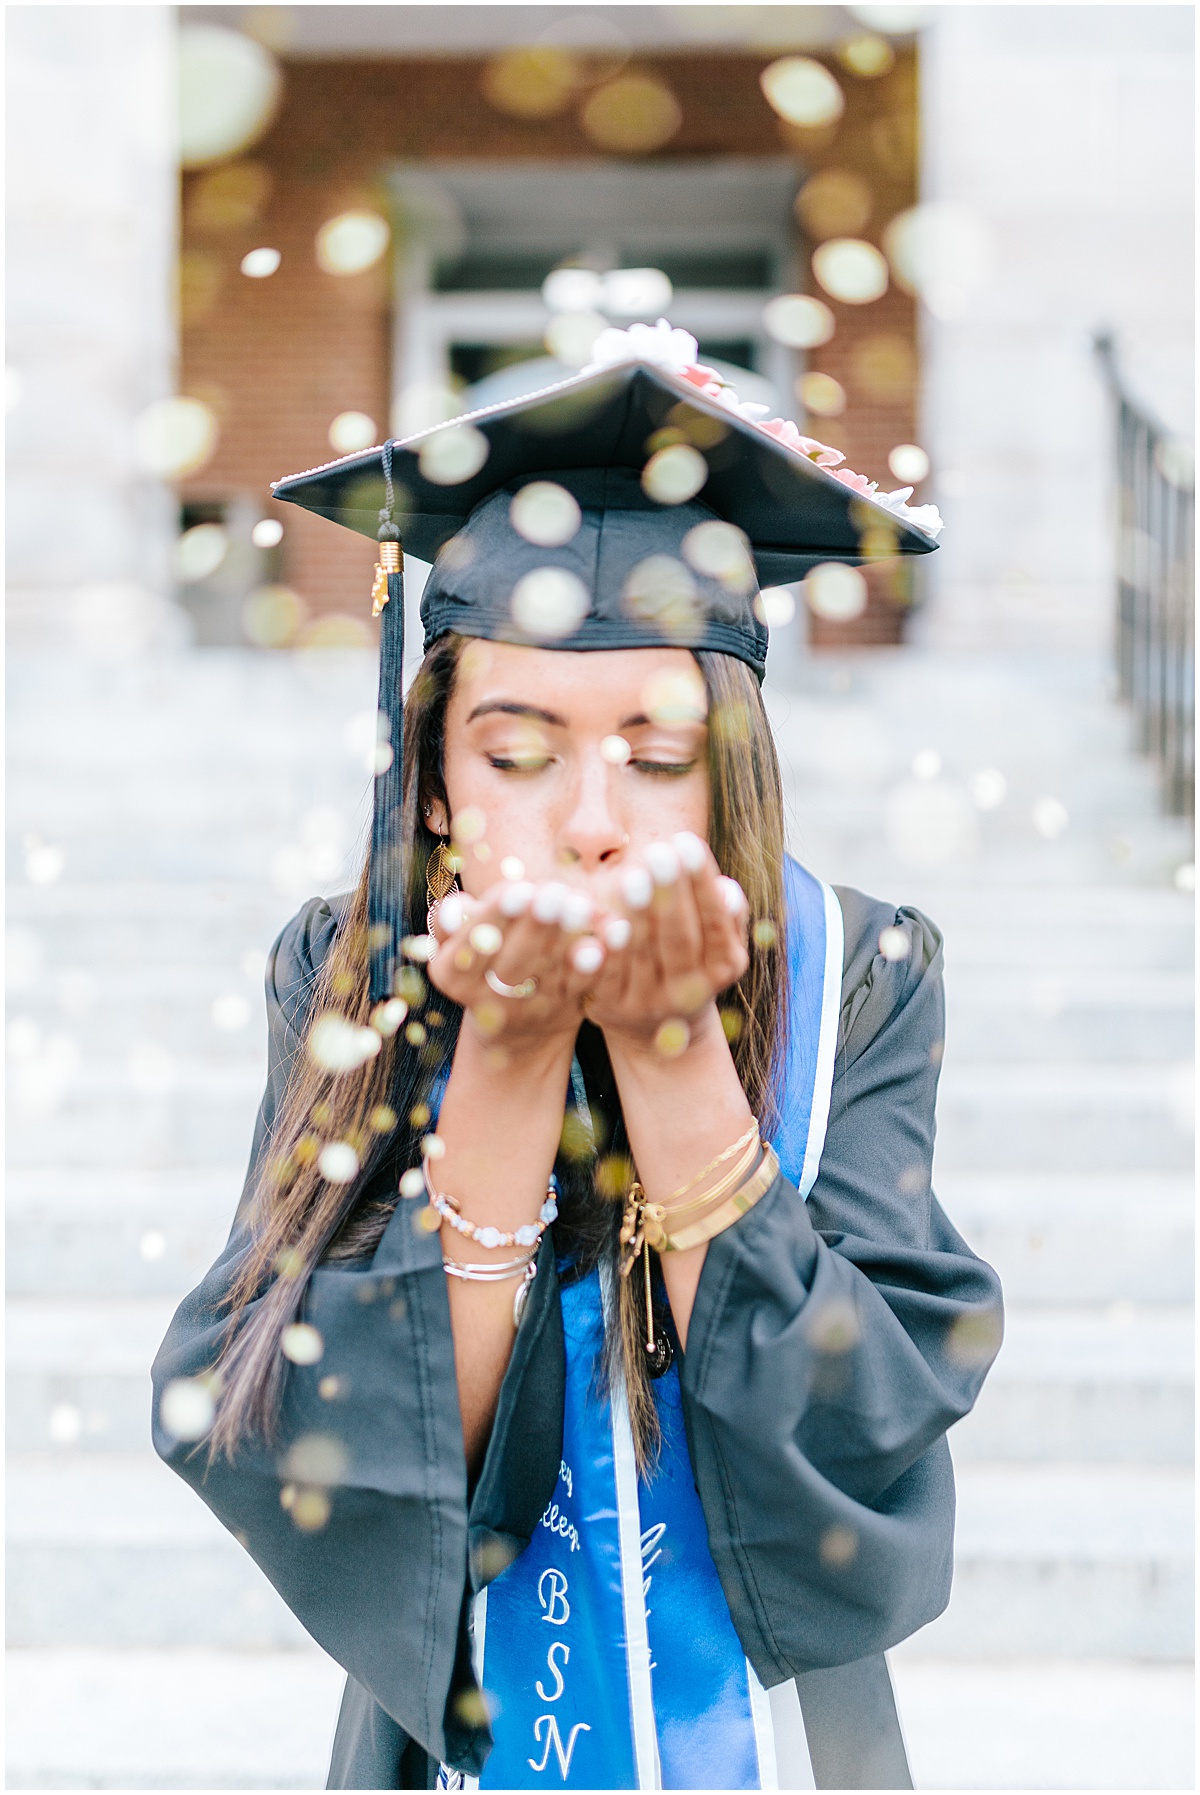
left=5, top=3, right=1194, bottom=1787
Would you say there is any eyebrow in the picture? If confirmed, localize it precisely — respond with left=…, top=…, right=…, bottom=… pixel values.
left=465, top=701, right=566, bottom=727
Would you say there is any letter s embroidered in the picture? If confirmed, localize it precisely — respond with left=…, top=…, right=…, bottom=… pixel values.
left=537, top=1567, right=570, bottom=1625
left=535, top=1641, right=569, bottom=1703
left=528, top=1715, right=591, bottom=1779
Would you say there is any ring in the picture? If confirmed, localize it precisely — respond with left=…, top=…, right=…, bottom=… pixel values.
left=484, top=968, right=539, bottom=1000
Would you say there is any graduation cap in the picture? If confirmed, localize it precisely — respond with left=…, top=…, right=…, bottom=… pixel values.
left=273, top=347, right=939, bottom=1000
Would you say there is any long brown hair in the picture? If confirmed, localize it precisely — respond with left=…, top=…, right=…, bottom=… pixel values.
left=209, top=634, right=788, bottom=1468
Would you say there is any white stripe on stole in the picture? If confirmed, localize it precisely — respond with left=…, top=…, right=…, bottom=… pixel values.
left=602, top=1263, right=661, bottom=1790
left=462, top=1588, right=488, bottom=1793
left=746, top=1660, right=779, bottom=1789
left=798, top=883, right=844, bottom=1201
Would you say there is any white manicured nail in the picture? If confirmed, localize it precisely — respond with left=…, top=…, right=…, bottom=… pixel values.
left=644, top=842, right=680, bottom=885
left=622, top=868, right=653, bottom=910
left=532, top=881, right=567, bottom=923
left=498, top=880, right=533, bottom=918
left=604, top=917, right=631, bottom=950
left=718, top=876, right=747, bottom=915
left=672, top=830, right=706, bottom=873
left=559, top=891, right=593, bottom=934
left=572, top=938, right=604, bottom=975
left=438, top=894, right=466, bottom=934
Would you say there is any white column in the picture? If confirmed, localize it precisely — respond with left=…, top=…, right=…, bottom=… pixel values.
left=6, top=4, right=181, bottom=647
left=916, top=5, right=1194, bottom=651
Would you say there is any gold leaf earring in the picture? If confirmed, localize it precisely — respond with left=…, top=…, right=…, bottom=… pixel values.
left=426, top=838, right=459, bottom=931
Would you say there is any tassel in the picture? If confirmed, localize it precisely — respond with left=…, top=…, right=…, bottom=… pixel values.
left=368, top=445, right=405, bottom=1004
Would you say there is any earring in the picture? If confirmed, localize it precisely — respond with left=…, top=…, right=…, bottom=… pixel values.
left=426, top=838, right=459, bottom=932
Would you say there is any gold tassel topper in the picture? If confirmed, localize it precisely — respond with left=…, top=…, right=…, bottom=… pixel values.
left=371, top=539, right=402, bottom=616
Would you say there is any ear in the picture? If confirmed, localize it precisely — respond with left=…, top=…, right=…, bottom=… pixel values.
left=425, top=797, right=449, bottom=836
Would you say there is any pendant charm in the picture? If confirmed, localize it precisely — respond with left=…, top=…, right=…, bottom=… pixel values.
left=645, top=1327, right=674, bottom=1379
left=370, top=562, right=389, bottom=616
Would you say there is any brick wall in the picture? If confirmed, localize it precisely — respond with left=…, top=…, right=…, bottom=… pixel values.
left=180, top=47, right=920, bottom=645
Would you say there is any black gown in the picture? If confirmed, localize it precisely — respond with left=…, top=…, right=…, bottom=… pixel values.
left=151, top=886, right=1003, bottom=1790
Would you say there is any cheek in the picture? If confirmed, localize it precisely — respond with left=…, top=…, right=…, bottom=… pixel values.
left=625, top=771, right=710, bottom=845
left=442, top=762, right=560, bottom=895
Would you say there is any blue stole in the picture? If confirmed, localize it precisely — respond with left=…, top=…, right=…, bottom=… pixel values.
left=460, top=860, right=843, bottom=1791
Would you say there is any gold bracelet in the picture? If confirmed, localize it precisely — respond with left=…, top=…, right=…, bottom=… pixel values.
left=654, top=1133, right=762, bottom=1227
left=666, top=1120, right=759, bottom=1205
left=634, top=1133, right=762, bottom=1252
left=658, top=1144, right=779, bottom=1252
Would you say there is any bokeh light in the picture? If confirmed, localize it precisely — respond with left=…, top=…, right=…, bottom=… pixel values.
left=799, top=371, right=847, bottom=417
left=134, top=397, right=218, bottom=478
left=544, top=311, right=606, bottom=367
left=542, top=267, right=604, bottom=313
left=481, top=45, right=581, bottom=118
left=884, top=202, right=996, bottom=318
left=763, top=293, right=836, bottom=349
left=251, top=517, right=283, bottom=548
left=188, top=161, right=273, bottom=232
left=240, top=246, right=281, bottom=278
left=601, top=734, right=631, bottom=765
left=603, top=267, right=674, bottom=316
left=418, top=422, right=489, bottom=485
left=178, top=24, right=282, bottom=169
left=316, top=210, right=390, bottom=277
left=242, top=584, right=306, bottom=647
left=971, top=768, right=1008, bottom=810
left=160, top=1376, right=215, bottom=1441
left=888, top=442, right=930, bottom=483
left=836, top=32, right=896, bottom=76
left=511, top=481, right=582, bottom=547
left=641, top=663, right=707, bottom=724
left=211, top=993, right=251, bottom=1030
left=682, top=519, right=755, bottom=591
left=912, top=748, right=942, bottom=781
left=805, top=563, right=868, bottom=621
left=795, top=169, right=873, bottom=241
left=1032, top=796, right=1070, bottom=840
left=759, top=57, right=845, bottom=127
left=755, top=586, right=797, bottom=628
left=580, top=75, right=682, bottom=153
left=318, top=1141, right=360, bottom=1184
left=642, top=443, right=708, bottom=505
left=622, top=555, right=700, bottom=636
left=851, top=5, right=937, bottom=34
left=812, top=239, right=889, bottom=304
left=281, top=1323, right=324, bottom=1365
left=175, top=522, right=228, bottom=582
left=328, top=411, right=377, bottom=454
left=851, top=332, right=915, bottom=402
left=510, top=567, right=589, bottom=639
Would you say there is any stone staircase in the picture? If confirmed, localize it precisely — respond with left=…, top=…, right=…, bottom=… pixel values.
left=6, top=640, right=1194, bottom=1788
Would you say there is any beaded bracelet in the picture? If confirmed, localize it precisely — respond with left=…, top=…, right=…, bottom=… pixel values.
left=425, top=1170, right=559, bottom=1251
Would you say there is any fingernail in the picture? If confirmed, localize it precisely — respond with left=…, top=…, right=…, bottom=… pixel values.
left=532, top=881, right=567, bottom=923
left=644, top=842, right=680, bottom=886
left=439, top=894, right=466, bottom=934
left=622, top=868, right=653, bottom=910
left=572, top=938, right=604, bottom=975
left=718, top=876, right=747, bottom=915
left=604, top=917, right=631, bottom=950
left=498, top=880, right=533, bottom=918
left=672, top=831, right=706, bottom=873
left=559, top=891, right=593, bottom=934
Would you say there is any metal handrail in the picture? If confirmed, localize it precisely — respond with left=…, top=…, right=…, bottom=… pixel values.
left=1094, top=334, right=1195, bottom=817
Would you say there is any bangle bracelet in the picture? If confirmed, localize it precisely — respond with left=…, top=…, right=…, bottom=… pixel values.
left=444, top=1253, right=538, bottom=1327
left=424, top=1169, right=558, bottom=1251
left=660, top=1145, right=779, bottom=1252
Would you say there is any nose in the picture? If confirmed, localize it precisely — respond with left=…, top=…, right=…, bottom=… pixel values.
left=557, top=746, right=627, bottom=871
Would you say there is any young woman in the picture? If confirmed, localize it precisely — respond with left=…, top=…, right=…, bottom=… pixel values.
left=153, top=340, right=1003, bottom=1791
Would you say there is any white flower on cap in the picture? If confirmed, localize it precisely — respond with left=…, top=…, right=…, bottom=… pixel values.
left=587, top=318, right=701, bottom=374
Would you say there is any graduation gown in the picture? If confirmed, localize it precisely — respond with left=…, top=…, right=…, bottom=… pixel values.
left=151, top=884, right=1003, bottom=1790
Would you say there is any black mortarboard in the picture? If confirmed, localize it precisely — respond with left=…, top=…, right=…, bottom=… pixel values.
left=272, top=355, right=938, bottom=1000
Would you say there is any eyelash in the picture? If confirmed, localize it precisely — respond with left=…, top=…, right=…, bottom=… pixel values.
left=486, top=755, right=696, bottom=777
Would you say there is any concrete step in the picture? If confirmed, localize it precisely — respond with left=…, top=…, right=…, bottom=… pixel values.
left=7, top=1453, right=1192, bottom=1655
left=944, top=968, right=1193, bottom=1061
left=8, top=1295, right=1192, bottom=1462
left=5, top=1646, right=345, bottom=1789
left=6, top=1168, right=243, bottom=1300
left=950, top=1306, right=1193, bottom=1464
left=905, top=1464, right=1194, bottom=1660
left=933, top=1061, right=1194, bottom=1173
left=888, top=1654, right=1195, bottom=1790
left=8, top=1054, right=1192, bottom=1171
left=941, top=1172, right=1194, bottom=1305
